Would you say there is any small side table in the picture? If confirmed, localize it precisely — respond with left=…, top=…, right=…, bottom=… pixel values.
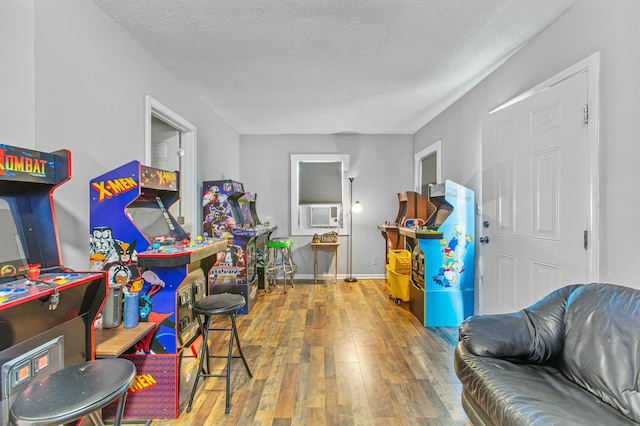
left=311, top=242, right=340, bottom=283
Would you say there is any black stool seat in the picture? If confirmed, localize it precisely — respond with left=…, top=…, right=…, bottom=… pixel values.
left=187, top=293, right=252, bottom=414
left=10, top=358, right=136, bottom=426
left=193, top=292, right=246, bottom=315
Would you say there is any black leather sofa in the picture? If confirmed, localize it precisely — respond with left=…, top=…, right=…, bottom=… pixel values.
left=454, top=283, right=640, bottom=426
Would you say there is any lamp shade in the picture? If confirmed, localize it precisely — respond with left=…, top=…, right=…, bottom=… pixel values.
left=345, top=170, right=359, bottom=180
left=352, top=201, right=362, bottom=213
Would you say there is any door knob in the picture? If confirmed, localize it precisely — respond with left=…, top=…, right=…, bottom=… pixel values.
left=479, top=236, right=490, bottom=244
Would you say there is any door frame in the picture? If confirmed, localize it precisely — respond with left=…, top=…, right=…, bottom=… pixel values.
left=144, top=95, right=198, bottom=239
left=487, top=52, right=600, bottom=285
left=414, top=139, right=442, bottom=193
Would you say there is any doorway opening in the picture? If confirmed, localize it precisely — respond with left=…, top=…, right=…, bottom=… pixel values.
left=414, top=140, right=441, bottom=195
left=144, top=95, right=198, bottom=239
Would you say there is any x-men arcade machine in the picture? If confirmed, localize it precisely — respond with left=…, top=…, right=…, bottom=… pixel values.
left=378, top=191, right=434, bottom=264
left=0, top=145, right=106, bottom=424
left=90, top=160, right=227, bottom=419
left=202, top=180, right=276, bottom=312
left=400, top=180, right=474, bottom=327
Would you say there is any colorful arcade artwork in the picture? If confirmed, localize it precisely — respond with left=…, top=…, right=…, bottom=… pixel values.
left=433, top=224, right=473, bottom=288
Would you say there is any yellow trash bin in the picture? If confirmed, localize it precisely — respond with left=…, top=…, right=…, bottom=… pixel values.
left=386, top=265, right=411, bottom=305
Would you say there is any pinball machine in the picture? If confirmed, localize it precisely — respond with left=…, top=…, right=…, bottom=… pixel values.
left=378, top=191, right=434, bottom=263
left=90, top=160, right=227, bottom=419
left=202, top=180, right=276, bottom=313
left=400, top=180, right=475, bottom=327
left=0, top=145, right=106, bottom=424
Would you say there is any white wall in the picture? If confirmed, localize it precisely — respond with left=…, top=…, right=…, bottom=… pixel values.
left=240, top=134, right=413, bottom=278
left=414, top=0, right=640, bottom=288
left=0, top=1, right=35, bottom=148
left=0, top=0, right=240, bottom=269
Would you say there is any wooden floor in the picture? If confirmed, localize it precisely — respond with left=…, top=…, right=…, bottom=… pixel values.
left=150, top=279, right=470, bottom=425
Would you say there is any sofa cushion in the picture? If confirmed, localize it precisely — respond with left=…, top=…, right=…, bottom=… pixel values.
left=559, top=283, right=640, bottom=422
left=454, top=342, right=637, bottom=425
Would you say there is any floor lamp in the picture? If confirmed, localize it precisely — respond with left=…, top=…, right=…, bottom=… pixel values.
left=344, top=170, right=361, bottom=282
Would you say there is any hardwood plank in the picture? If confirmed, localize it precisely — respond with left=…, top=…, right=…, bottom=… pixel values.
left=273, top=362, right=298, bottom=418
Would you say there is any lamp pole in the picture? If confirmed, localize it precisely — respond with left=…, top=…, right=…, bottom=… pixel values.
left=344, top=171, right=359, bottom=283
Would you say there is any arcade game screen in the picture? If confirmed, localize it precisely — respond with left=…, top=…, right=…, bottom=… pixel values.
left=0, top=198, right=28, bottom=282
left=125, top=196, right=185, bottom=242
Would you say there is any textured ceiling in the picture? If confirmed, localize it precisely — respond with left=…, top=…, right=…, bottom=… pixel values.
left=91, top=0, right=579, bottom=135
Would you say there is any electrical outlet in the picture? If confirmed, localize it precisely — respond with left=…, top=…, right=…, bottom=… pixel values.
left=372, top=257, right=378, bottom=265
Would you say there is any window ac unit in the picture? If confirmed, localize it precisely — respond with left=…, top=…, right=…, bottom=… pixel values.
left=309, top=205, right=340, bottom=228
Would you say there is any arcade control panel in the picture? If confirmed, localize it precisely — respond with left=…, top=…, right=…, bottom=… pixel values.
left=136, top=237, right=227, bottom=268
left=0, top=272, right=103, bottom=310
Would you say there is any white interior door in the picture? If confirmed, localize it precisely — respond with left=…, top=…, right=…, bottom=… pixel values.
left=481, top=69, right=590, bottom=314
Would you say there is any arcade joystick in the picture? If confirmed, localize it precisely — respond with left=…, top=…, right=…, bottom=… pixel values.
left=24, top=264, right=41, bottom=286
left=28, top=265, right=41, bottom=281
left=152, top=242, right=161, bottom=252
left=181, top=239, right=189, bottom=247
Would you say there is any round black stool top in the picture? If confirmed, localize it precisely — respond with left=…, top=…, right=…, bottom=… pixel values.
left=193, top=293, right=246, bottom=315
left=10, top=358, right=136, bottom=426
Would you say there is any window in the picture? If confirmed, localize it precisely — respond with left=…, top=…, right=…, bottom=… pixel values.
left=290, top=154, right=350, bottom=235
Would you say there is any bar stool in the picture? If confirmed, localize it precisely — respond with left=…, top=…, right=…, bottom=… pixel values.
left=9, top=358, right=136, bottom=426
left=186, top=293, right=252, bottom=414
left=265, top=237, right=295, bottom=293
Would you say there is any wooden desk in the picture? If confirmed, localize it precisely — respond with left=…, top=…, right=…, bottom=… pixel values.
left=95, top=322, right=156, bottom=358
left=311, top=242, right=340, bottom=283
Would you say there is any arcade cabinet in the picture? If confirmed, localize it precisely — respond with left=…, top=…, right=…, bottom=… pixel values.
left=241, top=192, right=271, bottom=288
left=90, top=160, right=227, bottom=419
left=378, top=191, right=435, bottom=262
left=400, top=180, right=475, bottom=327
left=0, top=145, right=106, bottom=424
left=202, top=180, right=276, bottom=312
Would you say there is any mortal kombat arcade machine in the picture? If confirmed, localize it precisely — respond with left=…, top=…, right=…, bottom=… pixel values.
left=400, top=180, right=475, bottom=327
left=0, top=145, right=106, bottom=424
left=90, top=160, right=227, bottom=419
left=202, top=180, right=276, bottom=312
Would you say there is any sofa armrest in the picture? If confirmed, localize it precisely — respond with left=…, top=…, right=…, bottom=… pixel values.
left=459, top=311, right=534, bottom=359
left=459, top=284, right=582, bottom=363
